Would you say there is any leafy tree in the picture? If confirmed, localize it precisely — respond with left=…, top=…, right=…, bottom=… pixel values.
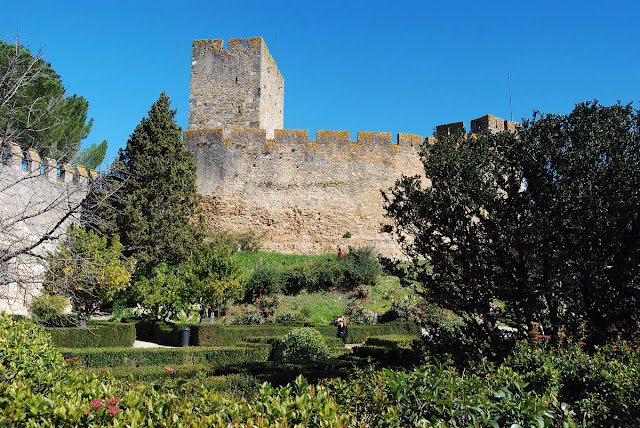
left=45, top=225, right=134, bottom=326
left=133, top=244, right=243, bottom=322
left=178, top=244, right=243, bottom=323
left=131, top=263, right=187, bottom=320
left=73, top=140, right=107, bottom=169
left=383, top=101, right=640, bottom=348
left=0, top=38, right=92, bottom=160
left=111, top=93, right=202, bottom=269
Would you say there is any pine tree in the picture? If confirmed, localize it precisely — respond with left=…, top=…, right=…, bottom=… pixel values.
left=114, top=93, right=202, bottom=268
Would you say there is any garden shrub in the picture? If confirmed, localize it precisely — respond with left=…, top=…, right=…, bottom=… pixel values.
left=344, top=296, right=377, bottom=324
left=46, top=322, right=136, bottom=348
left=28, top=293, right=74, bottom=327
left=0, top=312, right=66, bottom=384
left=243, top=265, right=284, bottom=301
left=341, top=246, right=382, bottom=287
left=192, top=324, right=298, bottom=346
left=365, top=335, right=417, bottom=349
left=314, top=322, right=419, bottom=344
left=323, top=364, right=576, bottom=427
left=274, top=327, right=331, bottom=363
left=500, top=324, right=640, bottom=426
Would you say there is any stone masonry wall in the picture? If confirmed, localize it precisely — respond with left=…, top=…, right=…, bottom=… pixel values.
left=184, top=129, right=425, bottom=257
left=189, top=38, right=283, bottom=139
left=0, top=141, right=95, bottom=314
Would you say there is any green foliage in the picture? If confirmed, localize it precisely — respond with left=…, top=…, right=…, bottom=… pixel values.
left=46, top=322, right=136, bottom=348
left=177, top=244, right=243, bottom=322
left=45, top=225, right=133, bottom=325
left=72, top=139, right=107, bottom=168
left=111, top=92, right=202, bottom=268
left=324, top=364, right=576, bottom=426
left=60, top=345, right=271, bottom=369
left=0, top=40, right=92, bottom=159
left=28, top=293, right=73, bottom=327
left=344, top=295, right=377, bottom=324
left=0, top=312, right=67, bottom=385
left=365, top=335, right=417, bottom=348
left=241, top=247, right=383, bottom=300
left=342, top=246, right=383, bottom=286
left=243, top=265, right=284, bottom=300
left=133, top=244, right=243, bottom=322
left=132, top=263, right=187, bottom=320
left=227, top=294, right=282, bottom=325
left=384, top=101, right=640, bottom=349
left=274, top=327, right=331, bottom=363
left=500, top=324, right=640, bottom=426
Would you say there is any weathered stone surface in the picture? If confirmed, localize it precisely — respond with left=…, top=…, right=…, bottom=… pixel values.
left=185, top=128, right=424, bottom=257
left=187, top=37, right=519, bottom=258
left=189, top=38, right=283, bottom=139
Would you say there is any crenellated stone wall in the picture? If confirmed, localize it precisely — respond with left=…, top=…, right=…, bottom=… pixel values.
left=184, top=128, right=425, bottom=256
left=187, top=37, right=520, bottom=257
left=0, top=141, right=97, bottom=314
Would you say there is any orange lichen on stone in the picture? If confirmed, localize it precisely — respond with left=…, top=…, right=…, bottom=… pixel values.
left=26, top=148, right=41, bottom=163
left=193, top=39, right=224, bottom=51
left=357, top=131, right=392, bottom=145
left=228, top=37, right=264, bottom=54
left=61, top=162, right=74, bottom=174
left=317, top=130, right=350, bottom=145
left=75, top=164, right=88, bottom=178
left=184, top=129, right=224, bottom=139
left=397, top=133, right=423, bottom=146
left=275, top=129, right=309, bottom=145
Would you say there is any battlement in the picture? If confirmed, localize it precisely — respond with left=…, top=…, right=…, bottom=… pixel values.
left=192, top=37, right=267, bottom=57
left=189, top=37, right=283, bottom=139
left=437, top=114, right=520, bottom=139
left=1, top=140, right=98, bottom=186
left=185, top=128, right=424, bottom=152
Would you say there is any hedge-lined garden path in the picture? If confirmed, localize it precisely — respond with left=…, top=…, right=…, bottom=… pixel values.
left=133, top=340, right=175, bottom=348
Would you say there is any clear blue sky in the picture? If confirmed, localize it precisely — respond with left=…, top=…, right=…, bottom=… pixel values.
left=3, top=0, right=639, bottom=168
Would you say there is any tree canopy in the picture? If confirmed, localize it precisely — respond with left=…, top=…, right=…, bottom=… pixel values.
left=111, top=92, right=202, bottom=268
left=45, top=225, right=133, bottom=326
left=0, top=39, right=92, bottom=159
left=73, top=140, right=107, bottom=169
left=383, top=101, right=640, bottom=346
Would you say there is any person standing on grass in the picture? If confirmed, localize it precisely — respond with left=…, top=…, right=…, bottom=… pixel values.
left=336, top=316, right=348, bottom=344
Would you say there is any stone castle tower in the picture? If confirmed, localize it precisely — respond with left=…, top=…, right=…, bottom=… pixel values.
left=189, top=38, right=283, bottom=139
left=185, top=37, right=517, bottom=257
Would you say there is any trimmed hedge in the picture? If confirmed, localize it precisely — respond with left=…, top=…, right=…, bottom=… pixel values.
left=59, top=344, right=271, bottom=368
left=191, top=322, right=418, bottom=346
left=313, top=322, right=419, bottom=344
left=47, top=322, right=136, bottom=348
left=365, top=335, right=417, bottom=349
left=351, top=345, right=418, bottom=367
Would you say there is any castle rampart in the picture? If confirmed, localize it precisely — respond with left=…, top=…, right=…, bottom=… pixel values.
left=184, top=126, right=425, bottom=255
left=186, top=37, right=519, bottom=257
left=1, top=140, right=97, bottom=314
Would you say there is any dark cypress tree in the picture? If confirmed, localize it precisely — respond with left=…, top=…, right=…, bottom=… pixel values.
left=114, top=93, right=202, bottom=268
